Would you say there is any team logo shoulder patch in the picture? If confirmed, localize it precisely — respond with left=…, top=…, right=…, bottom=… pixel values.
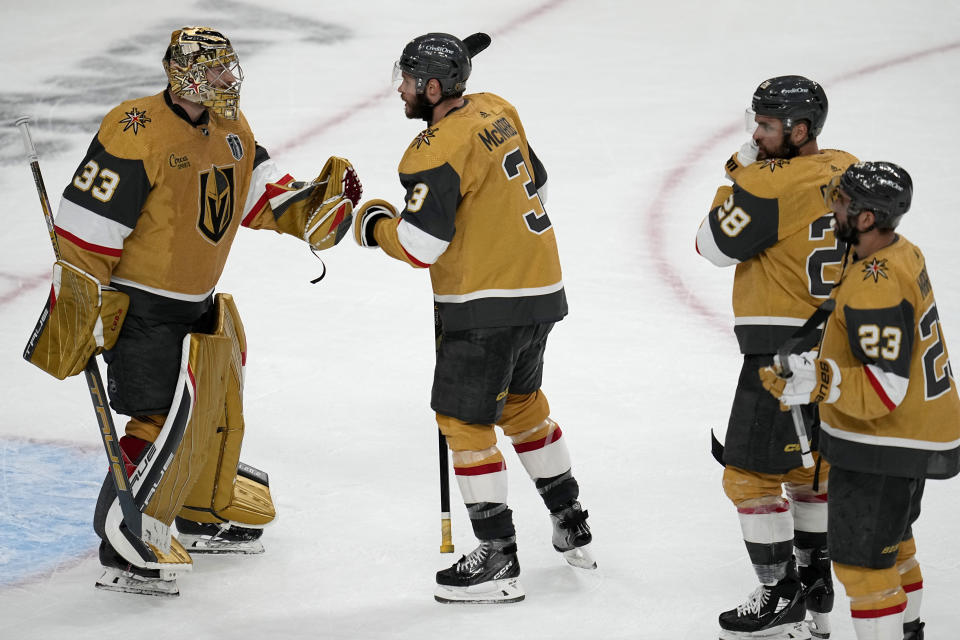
left=226, top=133, right=244, bottom=161
left=862, top=257, right=889, bottom=283
left=761, top=158, right=789, bottom=172
left=119, top=107, right=151, bottom=134
left=411, top=127, right=438, bottom=149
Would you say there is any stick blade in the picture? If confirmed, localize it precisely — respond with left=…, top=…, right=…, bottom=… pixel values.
left=464, top=32, right=491, bottom=58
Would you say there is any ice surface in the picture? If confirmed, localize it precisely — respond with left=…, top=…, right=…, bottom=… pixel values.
left=2, top=1, right=959, bottom=637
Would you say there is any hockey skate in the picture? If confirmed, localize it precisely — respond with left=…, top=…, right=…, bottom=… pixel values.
left=94, top=541, right=185, bottom=598
left=175, top=517, right=265, bottom=554
left=903, top=619, right=925, bottom=640
left=434, top=538, right=524, bottom=604
left=550, top=501, right=596, bottom=570
left=718, top=562, right=809, bottom=640
left=798, top=549, right=833, bottom=639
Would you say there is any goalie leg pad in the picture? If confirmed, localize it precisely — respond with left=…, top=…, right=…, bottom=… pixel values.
left=177, top=294, right=277, bottom=529
left=23, top=260, right=128, bottom=379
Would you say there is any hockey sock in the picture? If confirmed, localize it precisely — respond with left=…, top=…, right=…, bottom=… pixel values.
left=736, top=497, right=793, bottom=584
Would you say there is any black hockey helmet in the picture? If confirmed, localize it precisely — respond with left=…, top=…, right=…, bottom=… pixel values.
left=838, top=161, right=913, bottom=230
left=395, top=32, right=491, bottom=97
left=751, top=75, right=828, bottom=138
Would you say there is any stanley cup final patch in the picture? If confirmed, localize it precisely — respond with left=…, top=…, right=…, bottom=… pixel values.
left=226, top=133, right=244, bottom=161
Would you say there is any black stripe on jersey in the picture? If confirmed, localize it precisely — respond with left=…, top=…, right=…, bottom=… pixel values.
left=61, top=135, right=150, bottom=229
left=735, top=325, right=821, bottom=356
left=253, top=143, right=270, bottom=170
left=528, top=145, right=547, bottom=191
left=112, top=281, right=213, bottom=322
left=708, top=185, right=779, bottom=261
left=845, top=301, right=915, bottom=378
left=436, top=288, right=568, bottom=332
left=399, top=163, right=462, bottom=242
left=820, top=429, right=960, bottom=479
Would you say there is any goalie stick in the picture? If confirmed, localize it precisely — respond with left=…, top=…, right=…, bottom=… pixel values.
left=435, top=304, right=455, bottom=553
left=15, top=115, right=144, bottom=539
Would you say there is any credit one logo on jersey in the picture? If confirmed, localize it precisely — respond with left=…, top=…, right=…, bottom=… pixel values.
left=197, top=165, right=235, bottom=243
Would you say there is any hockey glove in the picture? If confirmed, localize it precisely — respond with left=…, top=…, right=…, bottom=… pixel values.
left=304, top=156, right=362, bottom=251
left=24, top=261, right=129, bottom=379
left=759, top=352, right=841, bottom=408
left=724, top=141, right=759, bottom=179
left=353, top=199, right=399, bottom=248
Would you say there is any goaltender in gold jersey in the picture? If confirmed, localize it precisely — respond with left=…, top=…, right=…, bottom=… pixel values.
left=24, top=26, right=361, bottom=597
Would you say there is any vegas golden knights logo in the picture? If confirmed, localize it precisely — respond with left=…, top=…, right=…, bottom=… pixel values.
left=198, top=165, right=235, bottom=243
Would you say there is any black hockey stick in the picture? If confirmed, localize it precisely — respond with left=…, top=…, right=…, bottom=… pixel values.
left=776, top=298, right=837, bottom=469
left=15, top=116, right=143, bottom=539
left=435, top=304, right=454, bottom=553
left=709, top=298, right=837, bottom=468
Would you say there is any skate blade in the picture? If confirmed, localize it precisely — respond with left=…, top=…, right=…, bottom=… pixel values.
left=719, top=622, right=811, bottom=640
left=434, top=577, right=525, bottom=604
left=95, top=568, right=179, bottom=598
left=561, top=543, right=597, bottom=570
left=178, top=534, right=265, bottom=555
left=807, top=612, right=830, bottom=639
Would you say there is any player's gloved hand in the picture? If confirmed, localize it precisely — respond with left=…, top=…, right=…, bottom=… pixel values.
left=736, top=140, right=759, bottom=166
left=758, top=352, right=841, bottom=407
left=353, top=199, right=398, bottom=248
left=303, top=156, right=363, bottom=251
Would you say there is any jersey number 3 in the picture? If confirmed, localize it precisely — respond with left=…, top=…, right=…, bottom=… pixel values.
left=502, top=148, right=551, bottom=234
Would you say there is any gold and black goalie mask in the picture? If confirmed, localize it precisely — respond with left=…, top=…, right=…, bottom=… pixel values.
left=165, top=26, right=243, bottom=120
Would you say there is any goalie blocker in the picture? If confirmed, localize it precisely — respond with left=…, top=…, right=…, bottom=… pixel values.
left=94, top=294, right=276, bottom=595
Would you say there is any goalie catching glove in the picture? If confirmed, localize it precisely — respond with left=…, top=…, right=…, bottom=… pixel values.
left=270, top=156, right=362, bottom=251
left=353, top=199, right=399, bottom=248
left=759, top=352, right=841, bottom=407
left=23, top=261, right=129, bottom=379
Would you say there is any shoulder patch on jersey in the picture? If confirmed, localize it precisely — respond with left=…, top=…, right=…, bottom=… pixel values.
left=761, top=158, right=790, bottom=172
left=862, top=257, right=889, bottom=283
left=226, top=133, right=244, bottom=161
left=119, top=107, right=151, bottom=135
left=411, top=127, right=438, bottom=149
left=917, top=266, right=931, bottom=298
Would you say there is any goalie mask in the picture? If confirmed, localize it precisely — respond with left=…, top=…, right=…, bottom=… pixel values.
left=164, top=26, right=243, bottom=120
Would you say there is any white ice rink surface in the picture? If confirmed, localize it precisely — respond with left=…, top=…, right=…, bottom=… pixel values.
left=2, top=1, right=959, bottom=638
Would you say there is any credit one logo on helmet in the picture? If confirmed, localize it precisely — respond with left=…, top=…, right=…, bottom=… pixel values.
left=197, top=165, right=235, bottom=243
left=422, top=44, right=455, bottom=56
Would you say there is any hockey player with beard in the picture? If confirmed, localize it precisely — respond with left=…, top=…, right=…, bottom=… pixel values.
left=24, top=26, right=361, bottom=596
left=696, top=76, right=857, bottom=639
left=352, top=32, right=595, bottom=604
left=761, top=161, right=960, bottom=640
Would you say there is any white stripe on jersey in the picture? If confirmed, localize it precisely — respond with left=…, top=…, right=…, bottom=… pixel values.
left=55, top=197, right=132, bottom=250
left=397, top=219, right=450, bottom=265
left=243, top=156, right=287, bottom=219
left=735, top=316, right=819, bottom=327
left=696, top=218, right=739, bottom=267
left=434, top=280, right=564, bottom=304
left=821, top=420, right=960, bottom=451
left=865, top=363, right=909, bottom=407
left=111, top=277, right=214, bottom=302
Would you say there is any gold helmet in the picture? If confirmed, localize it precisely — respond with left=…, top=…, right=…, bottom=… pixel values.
left=164, top=26, right=243, bottom=120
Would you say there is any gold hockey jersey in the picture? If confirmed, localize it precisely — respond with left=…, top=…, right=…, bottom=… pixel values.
left=697, top=149, right=858, bottom=353
left=819, top=236, right=960, bottom=479
left=372, top=92, right=567, bottom=331
left=55, top=91, right=311, bottom=313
